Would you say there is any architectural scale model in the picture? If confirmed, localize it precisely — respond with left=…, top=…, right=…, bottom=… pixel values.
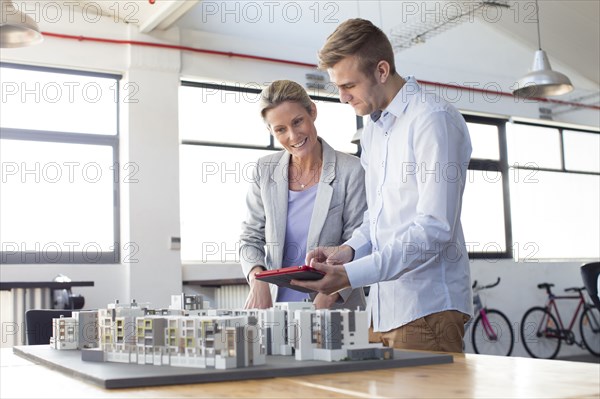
left=50, top=293, right=393, bottom=370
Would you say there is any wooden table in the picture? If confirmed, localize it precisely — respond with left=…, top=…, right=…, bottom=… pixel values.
left=1, top=348, right=598, bottom=398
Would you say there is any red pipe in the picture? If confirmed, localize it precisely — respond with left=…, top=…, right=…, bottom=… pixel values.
left=41, top=31, right=599, bottom=111
left=419, top=80, right=600, bottom=111
left=41, top=32, right=317, bottom=68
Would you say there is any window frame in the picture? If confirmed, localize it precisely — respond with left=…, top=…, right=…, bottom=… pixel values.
left=0, top=63, right=121, bottom=264
left=181, top=84, right=600, bottom=263
left=463, top=115, right=513, bottom=260
left=506, top=121, right=600, bottom=260
left=508, top=121, right=600, bottom=177
left=465, top=117, right=599, bottom=260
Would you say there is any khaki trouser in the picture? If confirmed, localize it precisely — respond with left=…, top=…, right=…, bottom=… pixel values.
left=369, top=310, right=470, bottom=353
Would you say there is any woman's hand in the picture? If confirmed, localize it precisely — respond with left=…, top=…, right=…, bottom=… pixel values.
left=313, top=292, right=340, bottom=309
left=244, top=266, right=273, bottom=309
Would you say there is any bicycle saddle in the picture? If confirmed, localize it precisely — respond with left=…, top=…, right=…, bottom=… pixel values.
left=537, top=283, right=554, bottom=289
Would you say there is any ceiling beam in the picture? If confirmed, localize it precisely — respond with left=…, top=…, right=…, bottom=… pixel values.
left=139, top=0, right=201, bottom=33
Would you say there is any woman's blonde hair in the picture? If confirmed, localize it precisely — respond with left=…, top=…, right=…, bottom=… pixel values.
left=259, top=80, right=313, bottom=121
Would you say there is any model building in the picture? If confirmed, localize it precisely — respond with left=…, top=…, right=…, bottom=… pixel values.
left=50, top=293, right=393, bottom=369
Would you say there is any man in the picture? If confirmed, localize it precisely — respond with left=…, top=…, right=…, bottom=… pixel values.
left=292, top=19, right=473, bottom=352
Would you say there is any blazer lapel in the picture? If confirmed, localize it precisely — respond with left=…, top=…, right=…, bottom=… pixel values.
left=306, top=139, right=336, bottom=252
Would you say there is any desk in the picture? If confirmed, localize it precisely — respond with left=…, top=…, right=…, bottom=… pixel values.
left=0, top=281, right=94, bottom=346
left=1, top=348, right=598, bottom=398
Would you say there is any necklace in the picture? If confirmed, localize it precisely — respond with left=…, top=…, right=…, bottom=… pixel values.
left=298, top=173, right=315, bottom=190
left=291, top=162, right=322, bottom=190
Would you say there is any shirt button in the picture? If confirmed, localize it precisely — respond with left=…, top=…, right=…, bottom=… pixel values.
left=381, top=161, right=384, bottom=167
left=385, top=132, right=388, bottom=136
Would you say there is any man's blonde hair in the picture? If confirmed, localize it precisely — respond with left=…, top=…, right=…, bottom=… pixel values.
left=318, top=18, right=396, bottom=78
left=259, top=80, right=313, bottom=121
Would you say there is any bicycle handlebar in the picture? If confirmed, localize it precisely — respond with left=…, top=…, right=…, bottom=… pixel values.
left=536, top=283, right=585, bottom=295
left=472, top=277, right=501, bottom=290
left=484, top=277, right=501, bottom=289
left=537, top=283, right=554, bottom=295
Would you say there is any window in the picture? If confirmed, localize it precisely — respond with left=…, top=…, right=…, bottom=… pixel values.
left=0, top=63, right=121, bottom=264
left=461, top=117, right=510, bottom=258
left=468, top=122, right=500, bottom=161
left=0, top=65, right=118, bottom=135
left=180, top=83, right=267, bottom=146
left=312, top=100, right=357, bottom=154
left=180, top=145, right=272, bottom=263
left=507, top=123, right=562, bottom=169
left=179, top=82, right=359, bottom=263
left=179, top=83, right=599, bottom=262
left=507, top=123, right=599, bottom=259
left=563, top=130, right=600, bottom=173
left=510, top=170, right=599, bottom=259
left=463, top=119, right=599, bottom=260
left=462, top=169, right=507, bottom=255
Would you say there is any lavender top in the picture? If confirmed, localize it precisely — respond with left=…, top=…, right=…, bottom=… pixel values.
left=276, top=184, right=318, bottom=303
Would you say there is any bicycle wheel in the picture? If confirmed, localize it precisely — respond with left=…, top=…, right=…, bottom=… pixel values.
left=472, top=309, right=514, bottom=356
left=580, top=306, right=600, bottom=357
left=520, top=307, right=561, bottom=359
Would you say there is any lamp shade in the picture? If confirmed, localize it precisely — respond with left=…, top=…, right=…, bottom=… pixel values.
left=0, top=0, right=43, bottom=48
left=513, top=50, right=573, bottom=98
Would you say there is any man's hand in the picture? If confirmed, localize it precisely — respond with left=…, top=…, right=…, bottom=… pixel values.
left=244, top=266, right=273, bottom=309
left=291, top=261, right=351, bottom=295
left=313, top=292, right=340, bottom=309
left=305, top=245, right=354, bottom=266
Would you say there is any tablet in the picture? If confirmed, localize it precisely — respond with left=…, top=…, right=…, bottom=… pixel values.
left=255, top=265, right=325, bottom=293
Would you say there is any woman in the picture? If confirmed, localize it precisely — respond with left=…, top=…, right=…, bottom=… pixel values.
left=239, top=80, right=367, bottom=310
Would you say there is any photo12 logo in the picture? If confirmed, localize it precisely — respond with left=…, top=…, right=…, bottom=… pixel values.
left=0, top=241, right=140, bottom=263
left=1, top=162, right=139, bottom=184
left=1, top=80, right=139, bottom=105
left=400, top=1, right=539, bottom=25
left=199, top=1, right=340, bottom=24
left=2, top=1, right=140, bottom=25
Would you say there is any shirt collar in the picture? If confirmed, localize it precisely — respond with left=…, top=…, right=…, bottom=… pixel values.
left=370, top=109, right=383, bottom=122
left=386, top=76, right=419, bottom=118
left=370, top=76, right=420, bottom=123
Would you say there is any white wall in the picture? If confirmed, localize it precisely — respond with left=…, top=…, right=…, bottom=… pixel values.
left=467, top=259, right=596, bottom=358
left=1, top=10, right=597, bottom=356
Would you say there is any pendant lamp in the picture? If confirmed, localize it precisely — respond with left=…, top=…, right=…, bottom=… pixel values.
left=0, top=0, right=43, bottom=48
left=512, top=0, right=573, bottom=98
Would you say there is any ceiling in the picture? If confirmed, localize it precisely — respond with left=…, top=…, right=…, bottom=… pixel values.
left=490, top=0, right=599, bottom=86
left=57, top=1, right=600, bottom=89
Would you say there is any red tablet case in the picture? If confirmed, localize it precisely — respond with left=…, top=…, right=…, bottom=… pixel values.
left=255, top=265, right=325, bottom=293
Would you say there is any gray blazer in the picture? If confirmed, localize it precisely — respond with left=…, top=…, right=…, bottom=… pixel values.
left=240, top=138, right=367, bottom=310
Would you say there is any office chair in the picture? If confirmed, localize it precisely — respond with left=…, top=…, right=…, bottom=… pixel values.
left=580, top=262, right=600, bottom=311
left=25, top=309, right=72, bottom=345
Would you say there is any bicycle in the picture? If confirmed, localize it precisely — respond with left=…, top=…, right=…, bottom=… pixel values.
left=469, top=277, right=514, bottom=356
left=520, top=283, right=600, bottom=359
